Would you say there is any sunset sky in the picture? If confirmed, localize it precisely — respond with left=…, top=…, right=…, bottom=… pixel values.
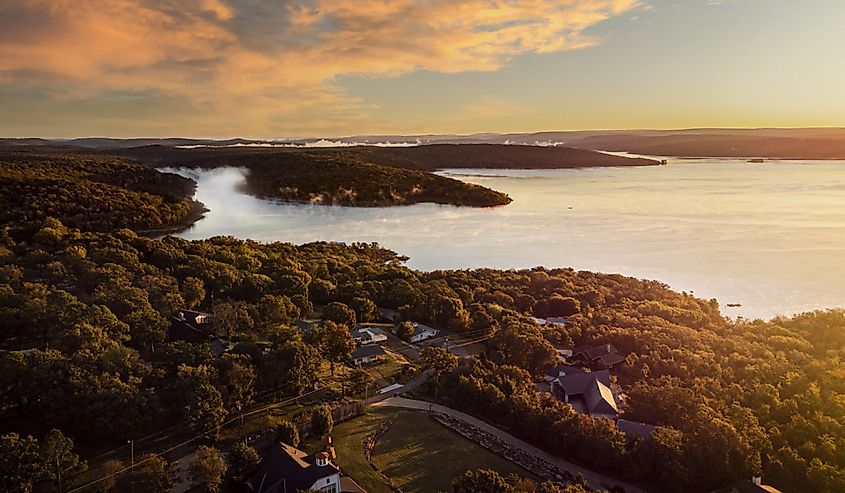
left=1, top=0, right=843, bottom=138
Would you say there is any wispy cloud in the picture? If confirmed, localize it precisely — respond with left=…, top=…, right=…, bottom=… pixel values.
left=0, top=0, right=640, bottom=136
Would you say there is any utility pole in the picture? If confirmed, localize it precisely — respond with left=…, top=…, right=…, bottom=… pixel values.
left=128, top=439, right=135, bottom=493
left=56, top=453, right=63, bottom=493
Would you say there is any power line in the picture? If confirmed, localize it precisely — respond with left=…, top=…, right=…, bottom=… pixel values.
left=66, top=388, right=323, bottom=493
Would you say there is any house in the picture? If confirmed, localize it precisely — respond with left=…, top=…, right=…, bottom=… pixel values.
left=543, top=364, right=584, bottom=383
left=570, top=343, right=626, bottom=368
left=350, top=344, right=386, bottom=366
left=530, top=316, right=567, bottom=328
left=551, top=369, right=619, bottom=419
left=246, top=442, right=341, bottom=493
left=710, top=478, right=783, bottom=493
left=295, top=319, right=324, bottom=333
left=169, top=309, right=215, bottom=342
left=210, top=338, right=235, bottom=357
left=378, top=307, right=400, bottom=323
left=616, top=419, right=657, bottom=440
left=353, top=327, right=388, bottom=346
left=393, top=322, right=439, bottom=343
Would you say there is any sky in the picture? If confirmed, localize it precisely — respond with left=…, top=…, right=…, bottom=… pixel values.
left=0, top=0, right=843, bottom=138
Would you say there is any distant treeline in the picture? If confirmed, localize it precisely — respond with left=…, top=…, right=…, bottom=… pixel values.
left=345, top=144, right=660, bottom=170
left=566, top=133, right=845, bottom=159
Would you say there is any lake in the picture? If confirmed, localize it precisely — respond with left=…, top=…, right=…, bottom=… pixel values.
left=167, top=157, right=845, bottom=320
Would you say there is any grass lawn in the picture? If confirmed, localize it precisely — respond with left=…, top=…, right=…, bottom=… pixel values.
left=326, top=408, right=537, bottom=493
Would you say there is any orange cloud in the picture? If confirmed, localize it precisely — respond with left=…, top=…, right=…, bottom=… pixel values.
left=0, top=0, right=640, bottom=135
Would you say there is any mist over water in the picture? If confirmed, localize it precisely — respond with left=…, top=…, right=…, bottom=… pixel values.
left=168, top=158, right=845, bottom=320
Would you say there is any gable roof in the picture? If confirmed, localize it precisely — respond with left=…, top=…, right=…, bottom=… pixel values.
left=616, top=419, right=657, bottom=439
left=351, top=345, right=386, bottom=360
left=583, top=378, right=618, bottom=415
left=597, top=352, right=627, bottom=367
left=246, top=442, right=339, bottom=493
left=560, top=370, right=611, bottom=396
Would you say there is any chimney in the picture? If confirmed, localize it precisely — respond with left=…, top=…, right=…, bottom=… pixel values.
left=606, top=343, right=612, bottom=353
left=752, top=477, right=762, bottom=486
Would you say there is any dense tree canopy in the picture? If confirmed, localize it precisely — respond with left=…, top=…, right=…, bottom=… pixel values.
left=0, top=209, right=842, bottom=492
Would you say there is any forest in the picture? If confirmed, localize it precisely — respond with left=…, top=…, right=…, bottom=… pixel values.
left=0, top=148, right=203, bottom=236
left=1, top=153, right=843, bottom=493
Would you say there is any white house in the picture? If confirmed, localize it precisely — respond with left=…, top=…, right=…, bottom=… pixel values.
left=394, top=322, right=439, bottom=343
left=353, top=327, right=388, bottom=345
left=246, top=443, right=341, bottom=493
left=350, top=345, right=386, bottom=366
left=531, top=316, right=566, bottom=328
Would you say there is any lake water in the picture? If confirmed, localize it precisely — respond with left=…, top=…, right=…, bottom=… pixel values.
left=168, top=157, right=845, bottom=320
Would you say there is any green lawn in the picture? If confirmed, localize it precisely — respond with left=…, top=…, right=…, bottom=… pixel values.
left=327, top=408, right=537, bottom=493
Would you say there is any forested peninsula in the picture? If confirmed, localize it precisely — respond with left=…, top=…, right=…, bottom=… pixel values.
left=1, top=152, right=844, bottom=493
left=0, top=148, right=205, bottom=235
left=119, top=146, right=513, bottom=208
left=112, top=143, right=658, bottom=208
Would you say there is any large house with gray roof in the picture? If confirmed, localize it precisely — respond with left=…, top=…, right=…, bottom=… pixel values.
left=551, top=369, right=619, bottom=420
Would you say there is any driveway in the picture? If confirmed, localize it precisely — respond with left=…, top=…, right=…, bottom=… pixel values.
left=373, top=397, right=646, bottom=493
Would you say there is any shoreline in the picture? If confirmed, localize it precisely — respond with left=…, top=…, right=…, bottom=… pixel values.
left=137, top=200, right=208, bottom=238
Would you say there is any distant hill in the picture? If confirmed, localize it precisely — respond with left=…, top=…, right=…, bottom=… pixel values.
left=12, top=128, right=844, bottom=159
left=345, top=143, right=659, bottom=169
left=562, top=132, right=845, bottom=159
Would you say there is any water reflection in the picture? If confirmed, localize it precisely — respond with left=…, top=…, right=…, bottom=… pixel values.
left=168, top=159, right=845, bottom=320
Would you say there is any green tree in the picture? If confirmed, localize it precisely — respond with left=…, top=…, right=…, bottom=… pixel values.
left=0, top=433, right=45, bottom=493
left=93, top=459, right=124, bottom=493
left=276, top=420, right=301, bottom=447
left=322, top=301, right=356, bottom=326
left=349, top=296, right=378, bottom=322
left=311, top=405, right=334, bottom=437
left=349, top=366, right=375, bottom=394
left=256, top=294, right=298, bottom=327
left=41, top=428, right=86, bottom=492
left=131, top=454, right=175, bottom=493
left=321, top=321, right=355, bottom=375
left=421, top=346, right=458, bottom=397
left=188, top=383, right=228, bottom=439
left=181, top=277, right=206, bottom=309
left=227, top=442, right=260, bottom=481
left=260, top=340, right=321, bottom=394
left=190, top=446, right=227, bottom=493
left=452, top=469, right=512, bottom=493
left=545, top=295, right=580, bottom=317
left=396, top=320, right=415, bottom=342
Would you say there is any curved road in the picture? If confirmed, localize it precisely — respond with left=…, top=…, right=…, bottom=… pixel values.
left=373, top=397, right=646, bottom=493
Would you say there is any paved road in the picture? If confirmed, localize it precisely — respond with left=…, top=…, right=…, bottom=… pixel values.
left=373, top=397, right=646, bottom=493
